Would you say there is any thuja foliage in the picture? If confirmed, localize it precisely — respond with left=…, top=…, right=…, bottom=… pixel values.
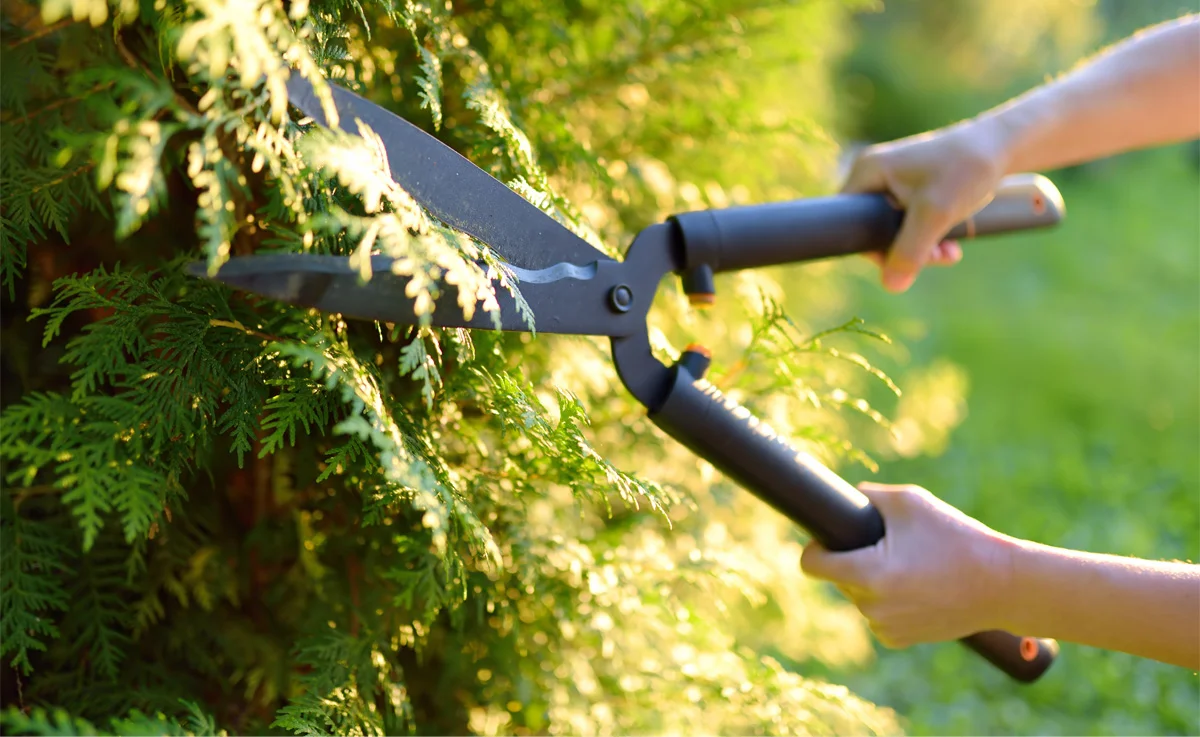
left=1, top=0, right=903, bottom=733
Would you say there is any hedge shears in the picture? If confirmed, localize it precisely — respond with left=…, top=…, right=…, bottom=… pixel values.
left=192, top=75, right=1066, bottom=683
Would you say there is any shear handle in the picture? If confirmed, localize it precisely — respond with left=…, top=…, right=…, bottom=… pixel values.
left=669, top=173, right=1063, bottom=275
left=648, top=362, right=1058, bottom=683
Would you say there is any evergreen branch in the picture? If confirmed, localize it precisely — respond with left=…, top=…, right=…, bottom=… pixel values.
left=3, top=18, right=77, bottom=49
left=0, top=82, right=114, bottom=125
left=207, top=318, right=286, bottom=344
left=28, top=163, right=95, bottom=195
left=0, top=704, right=223, bottom=736
left=11, top=484, right=62, bottom=504
left=0, top=707, right=99, bottom=736
left=111, top=31, right=203, bottom=118
left=0, top=1, right=912, bottom=733
left=0, top=510, right=74, bottom=675
left=61, top=536, right=133, bottom=680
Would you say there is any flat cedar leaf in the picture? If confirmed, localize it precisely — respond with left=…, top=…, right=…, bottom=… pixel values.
left=317, top=438, right=369, bottom=483
left=415, top=46, right=444, bottom=130
left=105, top=710, right=190, bottom=737
left=63, top=539, right=131, bottom=680
left=272, top=630, right=391, bottom=736
left=258, top=377, right=332, bottom=457
left=0, top=707, right=100, bottom=736
left=113, top=465, right=169, bottom=544
left=0, top=511, right=74, bottom=674
left=178, top=700, right=223, bottom=737
left=398, top=334, right=440, bottom=409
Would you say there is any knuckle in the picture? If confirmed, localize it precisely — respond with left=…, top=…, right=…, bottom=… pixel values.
left=898, top=485, right=932, bottom=506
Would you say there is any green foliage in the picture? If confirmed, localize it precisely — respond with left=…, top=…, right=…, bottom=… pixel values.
left=0, top=504, right=73, bottom=674
left=1, top=701, right=222, bottom=736
left=0, top=0, right=902, bottom=733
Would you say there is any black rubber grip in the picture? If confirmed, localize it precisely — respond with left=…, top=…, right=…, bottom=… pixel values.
left=669, top=173, right=1064, bottom=273
left=649, top=365, right=1057, bottom=683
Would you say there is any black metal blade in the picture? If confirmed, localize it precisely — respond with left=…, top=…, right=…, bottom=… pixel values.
left=286, top=74, right=612, bottom=270
left=192, top=255, right=641, bottom=337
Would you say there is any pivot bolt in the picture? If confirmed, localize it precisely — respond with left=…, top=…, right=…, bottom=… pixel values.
left=609, top=284, right=634, bottom=313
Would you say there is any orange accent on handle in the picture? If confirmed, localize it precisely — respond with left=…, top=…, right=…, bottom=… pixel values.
left=1020, top=637, right=1039, bottom=662
left=688, top=293, right=715, bottom=307
left=684, top=343, right=712, bottom=358
left=1032, top=194, right=1046, bottom=215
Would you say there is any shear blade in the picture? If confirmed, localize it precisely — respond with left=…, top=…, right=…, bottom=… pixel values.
left=194, top=255, right=635, bottom=337
left=286, top=74, right=614, bottom=271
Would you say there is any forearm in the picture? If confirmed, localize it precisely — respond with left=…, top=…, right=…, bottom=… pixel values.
left=998, top=538, right=1200, bottom=669
left=981, top=15, right=1200, bottom=173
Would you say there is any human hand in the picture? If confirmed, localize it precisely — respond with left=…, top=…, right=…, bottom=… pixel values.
left=800, top=483, right=1019, bottom=648
left=842, top=118, right=1011, bottom=292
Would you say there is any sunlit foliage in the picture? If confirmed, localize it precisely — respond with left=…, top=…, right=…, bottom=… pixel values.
left=1, top=0, right=902, bottom=733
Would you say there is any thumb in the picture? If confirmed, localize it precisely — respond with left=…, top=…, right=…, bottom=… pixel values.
left=840, top=153, right=886, bottom=195
left=855, top=482, right=931, bottom=521
left=881, top=199, right=955, bottom=293
left=800, top=540, right=879, bottom=589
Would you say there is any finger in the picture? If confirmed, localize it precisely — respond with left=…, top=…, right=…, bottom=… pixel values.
left=861, top=251, right=885, bottom=268
left=870, top=234, right=958, bottom=276
left=928, top=239, right=962, bottom=266
left=881, top=201, right=957, bottom=293
left=800, top=540, right=877, bottom=588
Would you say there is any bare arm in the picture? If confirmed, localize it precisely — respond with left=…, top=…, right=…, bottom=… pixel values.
left=1006, top=539, right=1200, bottom=668
left=991, top=15, right=1200, bottom=173
left=843, top=14, right=1200, bottom=292
left=800, top=484, right=1200, bottom=669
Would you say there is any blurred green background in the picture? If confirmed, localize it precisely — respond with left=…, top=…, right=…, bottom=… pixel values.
left=799, top=0, right=1199, bottom=733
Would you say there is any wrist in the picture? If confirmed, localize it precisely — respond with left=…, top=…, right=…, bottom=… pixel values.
left=990, top=536, right=1055, bottom=635
left=973, top=88, right=1061, bottom=175
left=968, top=530, right=1029, bottom=633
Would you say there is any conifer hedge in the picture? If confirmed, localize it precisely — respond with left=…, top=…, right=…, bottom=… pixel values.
left=1, top=0, right=902, bottom=733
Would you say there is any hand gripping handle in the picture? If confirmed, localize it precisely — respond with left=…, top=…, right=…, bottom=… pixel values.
left=669, top=173, right=1064, bottom=274
left=648, top=364, right=1058, bottom=682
